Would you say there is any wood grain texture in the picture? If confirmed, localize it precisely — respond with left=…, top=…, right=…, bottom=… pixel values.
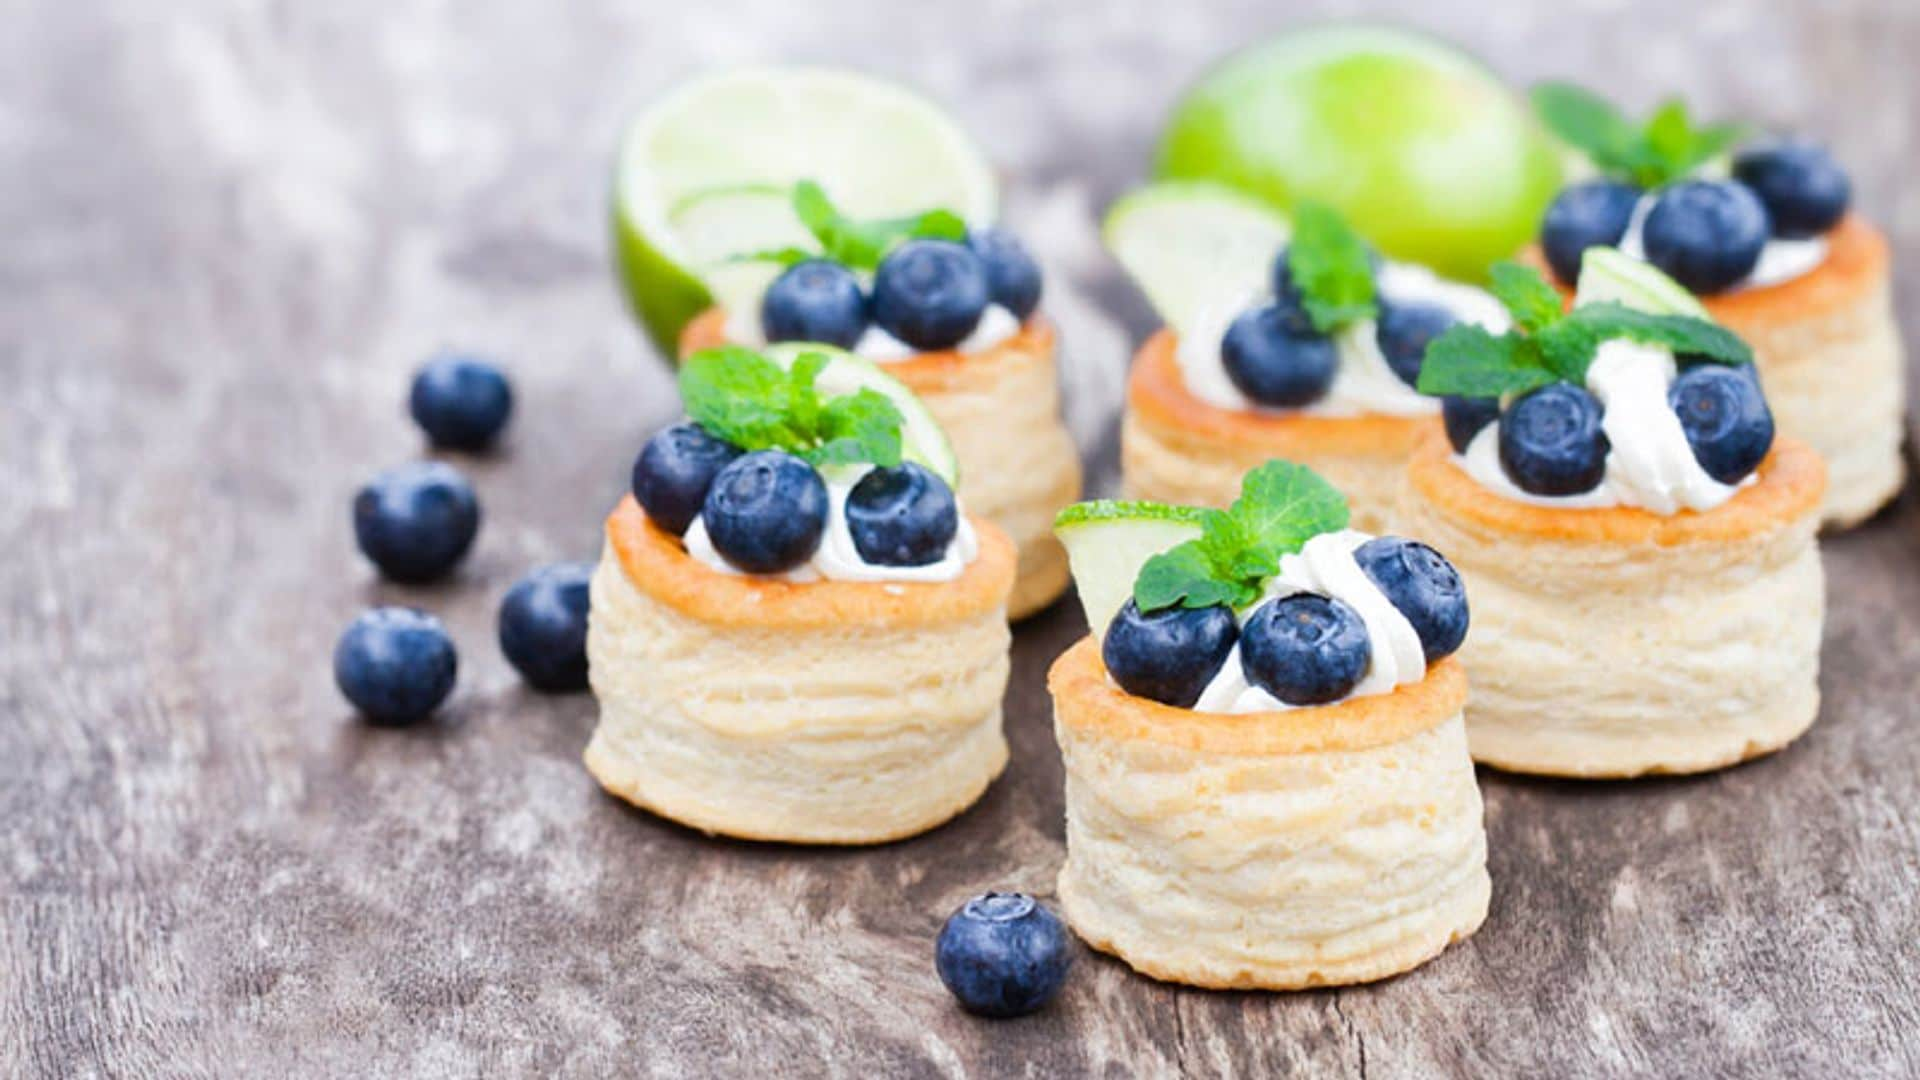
left=3, top=1, right=1918, bottom=1076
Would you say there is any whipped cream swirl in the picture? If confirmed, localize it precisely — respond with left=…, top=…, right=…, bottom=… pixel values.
left=1192, top=530, right=1427, bottom=714
left=683, top=464, right=978, bottom=584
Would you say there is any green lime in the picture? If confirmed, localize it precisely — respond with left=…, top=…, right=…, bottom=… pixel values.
left=1102, top=181, right=1292, bottom=338
left=1153, top=25, right=1562, bottom=281
left=1054, top=501, right=1209, bottom=639
left=613, top=67, right=997, bottom=356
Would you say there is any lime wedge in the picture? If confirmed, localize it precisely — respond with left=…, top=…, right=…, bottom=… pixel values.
left=1053, top=501, right=1210, bottom=639
left=613, top=67, right=998, bottom=355
left=761, top=343, right=960, bottom=487
left=1574, top=247, right=1709, bottom=317
left=1102, top=182, right=1292, bottom=340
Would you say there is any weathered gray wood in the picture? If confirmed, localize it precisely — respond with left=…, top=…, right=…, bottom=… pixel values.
left=3, top=1, right=1919, bottom=1076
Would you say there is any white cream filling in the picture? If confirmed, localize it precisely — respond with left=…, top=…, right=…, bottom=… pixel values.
left=1174, top=261, right=1511, bottom=418
left=1191, top=530, right=1427, bottom=714
left=1618, top=194, right=1828, bottom=292
left=727, top=302, right=1021, bottom=363
left=682, top=464, right=977, bottom=584
left=1457, top=338, right=1746, bottom=514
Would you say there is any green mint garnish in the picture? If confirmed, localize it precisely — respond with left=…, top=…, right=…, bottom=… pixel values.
left=1133, top=461, right=1349, bottom=613
left=1415, top=261, right=1754, bottom=398
left=679, top=346, right=905, bottom=468
left=1531, top=83, right=1748, bottom=188
left=1286, top=201, right=1378, bottom=334
left=735, top=180, right=967, bottom=271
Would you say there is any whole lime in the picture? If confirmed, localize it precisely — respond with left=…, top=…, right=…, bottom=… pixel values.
left=1154, top=25, right=1562, bottom=281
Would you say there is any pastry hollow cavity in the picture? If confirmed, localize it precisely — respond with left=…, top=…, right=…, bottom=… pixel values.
left=1050, top=643, right=1488, bottom=989
left=1397, top=430, right=1827, bottom=778
left=585, top=497, right=1015, bottom=843
left=683, top=308, right=1081, bottom=618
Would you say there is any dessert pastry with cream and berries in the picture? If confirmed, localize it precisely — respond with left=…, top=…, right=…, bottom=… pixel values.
left=1104, top=184, right=1510, bottom=532
left=1531, top=83, right=1902, bottom=527
left=678, top=181, right=1080, bottom=619
left=1046, top=462, right=1487, bottom=990
left=585, top=344, right=1014, bottom=844
left=1398, top=252, right=1826, bottom=778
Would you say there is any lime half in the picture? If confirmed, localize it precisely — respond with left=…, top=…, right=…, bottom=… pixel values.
left=613, top=67, right=999, bottom=355
left=1102, top=181, right=1291, bottom=340
left=1054, top=501, right=1210, bottom=639
left=761, top=343, right=960, bottom=487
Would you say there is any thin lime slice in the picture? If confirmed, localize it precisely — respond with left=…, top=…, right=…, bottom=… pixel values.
left=1575, top=246, right=1709, bottom=317
left=1054, top=501, right=1209, bottom=639
left=1102, top=181, right=1292, bottom=339
left=761, top=343, right=960, bottom=487
left=613, top=67, right=998, bottom=355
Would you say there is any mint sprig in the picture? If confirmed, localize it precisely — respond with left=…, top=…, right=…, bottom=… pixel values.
left=680, top=346, right=905, bottom=468
left=1133, top=461, right=1349, bottom=613
left=736, top=180, right=967, bottom=270
left=1286, top=201, right=1378, bottom=334
left=1532, top=83, right=1748, bottom=188
left=1415, top=261, right=1754, bottom=398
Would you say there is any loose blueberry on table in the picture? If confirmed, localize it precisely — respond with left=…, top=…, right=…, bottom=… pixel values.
left=870, top=239, right=991, bottom=351
left=1101, top=599, right=1239, bottom=709
left=333, top=607, right=458, bottom=725
left=935, top=893, right=1073, bottom=1019
left=498, top=562, right=594, bottom=692
left=353, top=461, right=481, bottom=583
left=845, top=462, right=959, bottom=567
left=701, top=450, right=829, bottom=574
left=409, top=354, right=513, bottom=451
left=1240, top=594, right=1372, bottom=706
left=761, top=259, right=869, bottom=350
left=1498, top=383, right=1611, bottom=496
left=632, top=422, right=743, bottom=537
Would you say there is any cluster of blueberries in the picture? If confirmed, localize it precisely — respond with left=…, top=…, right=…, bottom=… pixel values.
left=634, top=425, right=960, bottom=573
left=760, top=227, right=1041, bottom=352
left=1102, top=537, right=1470, bottom=710
left=335, top=356, right=595, bottom=725
left=1220, top=247, right=1457, bottom=408
left=1440, top=359, right=1774, bottom=497
left=1542, top=140, right=1851, bottom=295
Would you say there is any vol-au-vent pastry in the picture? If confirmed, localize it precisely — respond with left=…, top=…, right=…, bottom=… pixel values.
left=1531, top=82, right=1903, bottom=527
left=1047, top=462, right=1488, bottom=990
left=586, top=343, right=1014, bottom=844
left=678, top=180, right=1080, bottom=619
left=1105, top=183, right=1510, bottom=532
left=1398, top=251, right=1826, bottom=778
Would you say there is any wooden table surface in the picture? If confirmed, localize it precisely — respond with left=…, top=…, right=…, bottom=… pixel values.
left=5, top=2, right=1919, bottom=1076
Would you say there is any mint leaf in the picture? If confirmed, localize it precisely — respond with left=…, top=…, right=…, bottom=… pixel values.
left=785, top=180, right=965, bottom=270
left=1535, top=83, right=1748, bottom=187
left=1532, top=318, right=1608, bottom=383
left=810, top=387, right=904, bottom=469
left=1489, top=262, right=1566, bottom=335
left=1415, top=324, right=1558, bottom=398
left=680, top=345, right=906, bottom=468
left=1531, top=82, right=1641, bottom=174
left=1135, top=540, right=1256, bottom=612
left=1230, top=460, right=1350, bottom=558
left=1562, top=303, right=1753, bottom=365
left=1287, top=201, right=1377, bottom=334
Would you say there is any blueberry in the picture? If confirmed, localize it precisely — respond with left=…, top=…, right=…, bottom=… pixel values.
left=761, top=259, right=869, bottom=349
left=1240, top=594, right=1371, bottom=706
left=1733, top=140, right=1851, bottom=239
left=353, top=461, right=480, bottom=583
left=871, top=240, right=990, bottom=350
left=497, top=562, right=594, bottom=692
left=935, top=893, right=1073, bottom=1018
left=1352, top=537, right=1468, bottom=662
left=1642, top=180, right=1771, bottom=294
left=1375, top=300, right=1456, bottom=388
left=1498, top=383, right=1610, bottom=496
left=408, top=355, right=513, bottom=451
left=966, top=228, right=1042, bottom=321
left=701, top=450, right=828, bottom=574
left=1539, top=180, right=1642, bottom=286
left=1669, top=364, right=1775, bottom=484
left=333, top=607, right=457, bottom=725
left=1101, top=599, right=1238, bottom=709
left=1269, top=248, right=1315, bottom=333
left=1220, top=305, right=1338, bottom=408
left=1443, top=396, right=1501, bottom=453
left=632, top=423, right=742, bottom=536
left=845, top=462, right=958, bottom=567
